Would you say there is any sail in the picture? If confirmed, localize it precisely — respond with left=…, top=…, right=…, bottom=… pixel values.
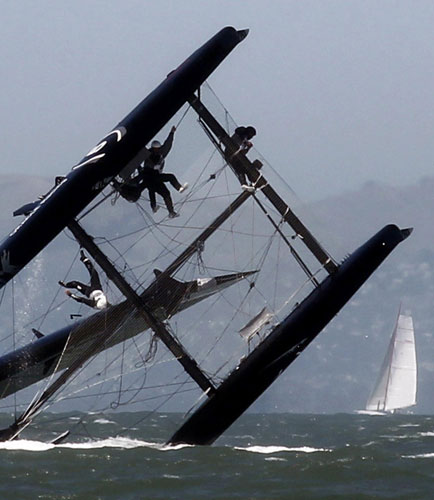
left=366, top=313, right=417, bottom=412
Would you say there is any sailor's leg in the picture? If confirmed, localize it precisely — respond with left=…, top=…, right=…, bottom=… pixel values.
left=67, top=292, right=95, bottom=308
left=81, top=254, right=94, bottom=275
left=159, top=173, right=182, bottom=191
left=89, top=270, right=103, bottom=292
left=61, top=280, right=92, bottom=296
left=155, top=183, right=177, bottom=216
left=230, top=157, right=247, bottom=185
left=148, top=188, right=157, bottom=212
left=80, top=256, right=102, bottom=291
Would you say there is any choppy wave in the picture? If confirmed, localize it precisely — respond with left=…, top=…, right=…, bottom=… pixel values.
left=0, top=413, right=432, bottom=499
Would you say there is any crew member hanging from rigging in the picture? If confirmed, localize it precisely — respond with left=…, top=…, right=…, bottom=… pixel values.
left=59, top=250, right=108, bottom=310
left=224, top=125, right=258, bottom=185
left=113, top=126, right=188, bottom=218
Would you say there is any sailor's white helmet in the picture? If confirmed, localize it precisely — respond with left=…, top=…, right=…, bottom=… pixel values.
left=151, top=140, right=161, bottom=148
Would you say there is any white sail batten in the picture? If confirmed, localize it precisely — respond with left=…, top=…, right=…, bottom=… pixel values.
left=366, top=314, right=417, bottom=412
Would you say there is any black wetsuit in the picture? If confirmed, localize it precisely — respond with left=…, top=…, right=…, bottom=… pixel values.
left=225, top=126, right=256, bottom=185
left=61, top=254, right=107, bottom=309
left=115, top=128, right=182, bottom=215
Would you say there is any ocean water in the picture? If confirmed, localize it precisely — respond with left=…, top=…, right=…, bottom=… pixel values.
left=0, top=412, right=433, bottom=499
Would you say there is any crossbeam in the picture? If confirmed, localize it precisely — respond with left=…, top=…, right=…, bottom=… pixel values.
left=68, top=220, right=216, bottom=396
left=188, top=95, right=338, bottom=275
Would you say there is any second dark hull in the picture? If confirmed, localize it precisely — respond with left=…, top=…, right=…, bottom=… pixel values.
left=169, top=224, right=411, bottom=445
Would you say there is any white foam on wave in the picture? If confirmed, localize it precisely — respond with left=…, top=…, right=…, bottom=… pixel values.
left=0, top=439, right=55, bottom=452
left=0, top=437, right=191, bottom=452
left=235, top=445, right=331, bottom=454
left=93, top=418, right=116, bottom=425
left=403, top=453, right=434, bottom=459
left=380, top=434, right=414, bottom=440
left=60, top=437, right=190, bottom=451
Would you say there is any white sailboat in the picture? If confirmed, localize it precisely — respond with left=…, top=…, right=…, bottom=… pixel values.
left=362, top=311, right=417, bottom=415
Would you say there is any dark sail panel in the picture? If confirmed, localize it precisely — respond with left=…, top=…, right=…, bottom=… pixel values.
left=0, top=27, right=248, bottom=288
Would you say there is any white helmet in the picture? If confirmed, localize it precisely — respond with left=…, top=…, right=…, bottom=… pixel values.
left=151, top=140, right=161, bottom=148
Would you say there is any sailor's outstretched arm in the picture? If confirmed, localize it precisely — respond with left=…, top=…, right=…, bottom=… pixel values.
left=160, top=126, right=176, bottom=157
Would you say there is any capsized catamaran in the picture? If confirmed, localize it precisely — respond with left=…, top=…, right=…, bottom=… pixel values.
left=363, top=310, right=417, bottom=415
left=0, top=27, right=412, bottom=445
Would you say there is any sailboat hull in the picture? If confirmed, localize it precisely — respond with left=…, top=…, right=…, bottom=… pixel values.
left=0, top=27, right=247, bottom=289
left=169, top=224, right=412, bottom=445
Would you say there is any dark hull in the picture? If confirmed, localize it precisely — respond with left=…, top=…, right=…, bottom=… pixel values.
left=0, top=27, right=247, bottom=288
left=169, top=224, right=411, bottom=445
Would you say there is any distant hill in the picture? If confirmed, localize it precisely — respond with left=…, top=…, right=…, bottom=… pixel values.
left=0, top=174, right=432, bottom=414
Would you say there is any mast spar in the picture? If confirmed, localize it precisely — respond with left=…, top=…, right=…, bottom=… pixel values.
left=67, top=220, right=216, bottom=395
left=188, top=94, right=338, bottom=277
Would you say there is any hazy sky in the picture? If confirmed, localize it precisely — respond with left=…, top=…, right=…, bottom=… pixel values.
left=1, top=1, right=434, bottom=200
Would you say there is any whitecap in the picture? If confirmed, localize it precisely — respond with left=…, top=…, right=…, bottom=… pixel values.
left=93, top=418, right=116, bottom=425
left=403, top=453, right=434, bottom=459
left=60, top=437, right=192, bottom=451
left=0, top=439, right=55, bottom=452
left=0, top=437, right=192, bottom=452
left=234, top=445, right=331, bottom=454
left=60, top=437, right=158, bottom=450
left=361, top=441, right=378, bottom=448
left=379, top=434, right=413, bottom=440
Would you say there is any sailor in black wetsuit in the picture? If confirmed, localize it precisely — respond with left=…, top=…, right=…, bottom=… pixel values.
left=225, top=125, right=257, bottom=185
left=114, top=126, right=188, bottom=218
left=231, top=126, right=256, bottom=156
left=59, top=251, right=108, bottom=310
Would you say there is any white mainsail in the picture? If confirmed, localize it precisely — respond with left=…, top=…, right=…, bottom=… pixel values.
left=366, top=313, right=417, bottom=413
